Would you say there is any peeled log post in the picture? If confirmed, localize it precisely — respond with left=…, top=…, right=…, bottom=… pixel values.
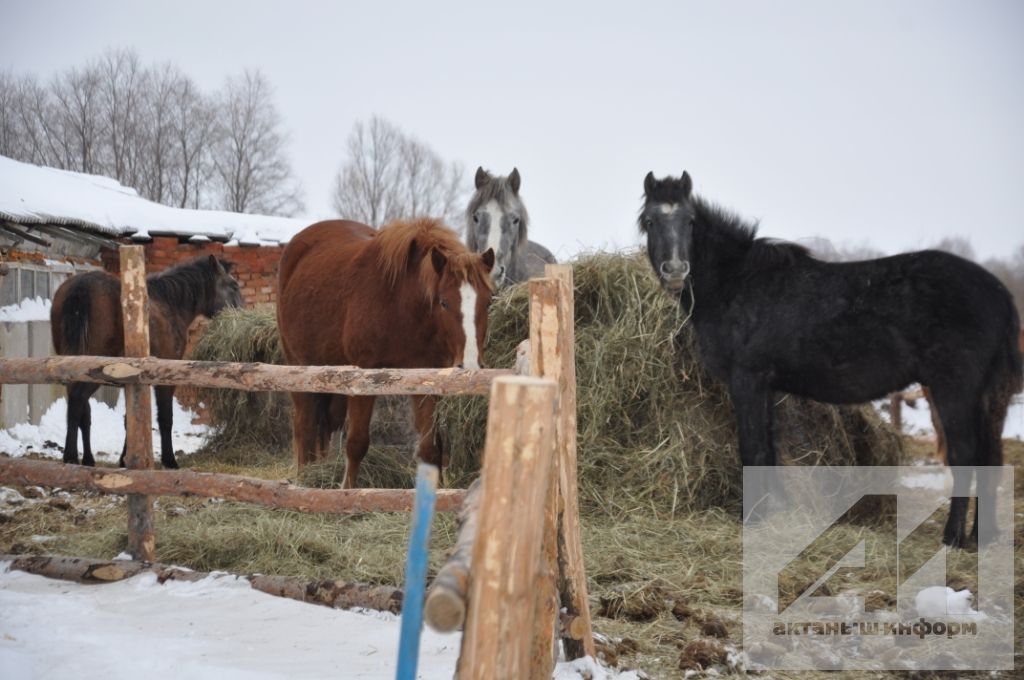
left=0, top=458, right=466, bottom=513
left=1, top=554, right=403, bottom=614
left=456, top=376, right=558, bottom=680
left=423, top=477, right=482, bottom=632
left=0, top=356, right=509, bottom=396
left=120, top=245, right=155, bottom=562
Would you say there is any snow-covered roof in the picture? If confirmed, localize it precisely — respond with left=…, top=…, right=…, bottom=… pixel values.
left=0, top=155, right=308, bottom=246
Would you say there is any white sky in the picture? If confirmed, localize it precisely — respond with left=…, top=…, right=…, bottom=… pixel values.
left=3, top=0, right=1022, bottom=261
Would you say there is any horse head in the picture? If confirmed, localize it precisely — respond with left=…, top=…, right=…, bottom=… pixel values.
left=425, top=247, right=496, bottom=370
left=205, top=255, right=243, bottom=316
left=466, top=166, right=528, bottom=288
left=640, top=171, right=696, bottom=293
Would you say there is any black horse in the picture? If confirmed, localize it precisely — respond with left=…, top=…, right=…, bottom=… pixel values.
left=51, top=255, right=242, bottom=469
left=640, top=171, right=1022, bottom=547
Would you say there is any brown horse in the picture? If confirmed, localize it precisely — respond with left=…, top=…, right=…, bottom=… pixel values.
left=51, top=255, right=242, bottom=468
left=277, top=218, right=495, bottom=486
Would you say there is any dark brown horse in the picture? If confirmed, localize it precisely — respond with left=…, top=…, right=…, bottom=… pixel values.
left=277, top=218, right=494, bottom=486
left=51, top=255, right=242, bottom=468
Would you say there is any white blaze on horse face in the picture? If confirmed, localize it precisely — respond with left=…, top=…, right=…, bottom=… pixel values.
left=459, top=282, right=480, bottom=370
left=660, top=203, right=679, bottom=215
left=483, top=200, right=505, bottom=262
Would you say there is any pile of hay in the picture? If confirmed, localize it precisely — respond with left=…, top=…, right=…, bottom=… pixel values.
left=436, top=251, right=903, bottom=514
left=189, top=307, right=292, bottom=451
left=188, top=252, right=901, bottom=510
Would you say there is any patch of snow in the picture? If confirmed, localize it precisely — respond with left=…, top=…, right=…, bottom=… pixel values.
left=875, top=392, right=1024, bottom=440
left=0, top=392, right=208, bottom=461
left=914, top=586, right=984, bottom=619
left=0, top=297, right=51, bottom=323
left=112, top=552, right=134, bottom=562
left=0, top=155, right=308, bottom=245
left=900, top=469, right=949, bottom=490
left=0, top=569, right=636, bottom=679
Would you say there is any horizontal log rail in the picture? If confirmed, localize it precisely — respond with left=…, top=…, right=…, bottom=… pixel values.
left=0, top=356, right=512, bottom=396
left=1, top=554, right=404, bottom=613
left=0, top=458, right=465, bottom=514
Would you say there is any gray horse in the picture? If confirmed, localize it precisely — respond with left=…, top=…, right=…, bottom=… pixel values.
left=465, top=167, right=556, bottom=286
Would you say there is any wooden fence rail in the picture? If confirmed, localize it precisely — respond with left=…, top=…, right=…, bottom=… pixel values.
left=0, top=458, right=466, bottom=513
left=0, top=356, right=511, bottom=396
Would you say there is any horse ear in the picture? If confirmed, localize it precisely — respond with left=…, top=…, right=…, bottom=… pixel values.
left=430, top=248, right=448, bottom=276
left=474, top=167, right=490, bottom=189
left=644, top=171, right=656, bottom=196
left=209, top=254, right=226, bottom=274
left=680, top=171, right=693, bottom=197
left=481, top=248, right=495, bottom=271
left=508, top=168, right=521, bottom=194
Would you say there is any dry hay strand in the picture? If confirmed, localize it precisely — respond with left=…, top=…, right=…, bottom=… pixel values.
left=437, top=251, right=903, bottom=514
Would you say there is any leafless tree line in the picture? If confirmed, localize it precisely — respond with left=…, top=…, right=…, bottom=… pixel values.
left=0, top=49, right=303, bottom=216
left=332, top=116, right=465, bottom=228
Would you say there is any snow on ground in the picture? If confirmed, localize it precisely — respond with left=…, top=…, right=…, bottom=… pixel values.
left=0, top=155, right=308, bottom=245
left=0, top=392, right=208, bottom=461
left=914, top=586, right=983, bottom=619
left=0, top=566, right=637, bottom=680
left=0, top=297, right=51, bottom=323
left=875, top=390, right=1024, bottom=440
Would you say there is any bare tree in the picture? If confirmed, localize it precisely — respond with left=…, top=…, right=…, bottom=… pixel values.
left=168, top=76, right=217, bottom=209
left=331, top=115, right=465, bottom=228
left=50, top=63, right=105, bottom=174
left=210, top=69, right=303, bottom=216
left=97, top=48, right=147, bottom=187
left=0, top=70, right=23, bottom=159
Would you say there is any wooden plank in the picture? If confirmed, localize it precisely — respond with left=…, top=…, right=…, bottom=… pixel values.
left=119, top=245, right=155, bottom=561
left=545, top=264, right=595, bottom=660
left=0, top=457, right=466, bottom=513
left=456, top=376, right=558, bottom=680
left=424, top=478, right=482, bottom=632
left=1, top=554, right=403, bottom=613
left=0, top=356, right=510, bottom=396
left=527, top=277, right=562, bottom=678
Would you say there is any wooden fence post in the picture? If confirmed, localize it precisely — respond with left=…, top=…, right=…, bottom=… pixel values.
left=120, top=246, right=155, bottom=561
left=456, top=376, right=558, bottom=680
left=889, top=392, right=902, bottom=433
left=528, top=265, right=595, bottom=670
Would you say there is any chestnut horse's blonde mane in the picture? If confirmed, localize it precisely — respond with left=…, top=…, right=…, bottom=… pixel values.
left=375, top=218, right=495, bottom=297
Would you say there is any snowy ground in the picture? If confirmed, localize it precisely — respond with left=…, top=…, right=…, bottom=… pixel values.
left=0, top=296, right=51, bottom=322
left=0, top=564, right=638, bottom=680
left=875, top=391, right=1024, bottom=440
left=0, top=393, right=209, bottom=461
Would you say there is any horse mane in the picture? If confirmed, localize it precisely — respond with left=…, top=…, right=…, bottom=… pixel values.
left=465, top=174, right=529, bottom=253
left=147, top=255, right=232, bottom=311
left=375, top=218, right=495, bottom=298
left=692, top=196, right=811, bottom=271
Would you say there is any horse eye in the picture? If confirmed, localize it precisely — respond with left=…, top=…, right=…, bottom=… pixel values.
left=440, top=298, right=449, bottom=310
left=511, top=216, right=520, bottom=226
left=472, top=214, right=480, bottom=224
left=643, top=217, right=654, bottom=229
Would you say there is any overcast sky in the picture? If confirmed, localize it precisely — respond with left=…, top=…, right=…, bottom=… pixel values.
left=3, top=0, right=1022, bottom=260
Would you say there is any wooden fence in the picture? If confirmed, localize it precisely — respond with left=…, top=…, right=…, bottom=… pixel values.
left=0, top=246, right=594, bottom=678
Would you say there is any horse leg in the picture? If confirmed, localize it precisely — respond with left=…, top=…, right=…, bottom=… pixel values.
left=63, top=382, right=89, bottom=464
left=77, top=383, right=100, bottom=467
left=342, top=396, right=376, bottom=489
left=290, top=393, right=320, bottom=468
left=412, top=395, right=444, bottom=485
left=155, top=386, right=179, bottom=469
left=970, top=390, right=1010, bottom=545
left=930, top=387, right=980, bottom=548
left=922, top=386, right=947, bottom=462
left=728, top=372, right=777, bottom=466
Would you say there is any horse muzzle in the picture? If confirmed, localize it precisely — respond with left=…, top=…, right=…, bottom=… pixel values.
left=659, top=260, right=690, bottom=291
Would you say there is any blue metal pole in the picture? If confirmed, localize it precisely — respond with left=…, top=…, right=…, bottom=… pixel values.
left=396, top=463, right=439, bottom=680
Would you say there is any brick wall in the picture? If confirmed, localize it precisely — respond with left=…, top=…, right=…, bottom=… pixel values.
left=101, top=236, right=284, bottom=308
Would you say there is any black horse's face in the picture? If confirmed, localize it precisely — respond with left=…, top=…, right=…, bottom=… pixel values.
left=640, top=171, right=695, bottom=293
left=208, top=256, right=243, bottom=316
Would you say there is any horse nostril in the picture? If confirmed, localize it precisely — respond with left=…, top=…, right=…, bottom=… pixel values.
left=457, top=364, right=464, bottom=369
left=659, top=261, right=675, bottom=275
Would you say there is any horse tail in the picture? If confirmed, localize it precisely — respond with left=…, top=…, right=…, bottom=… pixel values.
left=57, top=278, right=92, bottom=356
left=977, top=300, right=1022, bottom=465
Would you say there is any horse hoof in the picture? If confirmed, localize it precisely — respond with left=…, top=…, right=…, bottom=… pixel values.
left=82, top=457, right=96, bottom=467
left=162, top=459, right=179, bottom=470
